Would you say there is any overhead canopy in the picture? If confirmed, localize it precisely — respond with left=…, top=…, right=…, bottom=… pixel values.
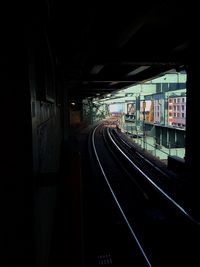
left=28, top=1, right=195, bottom=101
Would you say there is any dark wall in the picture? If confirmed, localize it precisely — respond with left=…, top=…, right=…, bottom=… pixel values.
left=2, top=4, right=63, bottom=266
left=29, top=24, right=63, bottom=267
left=28, top=24, right=62, bottom=175
left=2, top=19, right=35, bottom=267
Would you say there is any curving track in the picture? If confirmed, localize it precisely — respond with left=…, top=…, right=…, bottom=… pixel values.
left=83, top=122, right=200, bottom=266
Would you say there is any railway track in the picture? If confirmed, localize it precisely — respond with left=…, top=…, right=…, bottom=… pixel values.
left=84, top=122, right=200, bottom=266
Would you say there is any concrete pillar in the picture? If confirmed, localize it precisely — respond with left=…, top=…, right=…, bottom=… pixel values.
left=185, top=63, right=200, bottom=180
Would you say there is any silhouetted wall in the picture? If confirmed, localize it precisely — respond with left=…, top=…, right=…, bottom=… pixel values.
left=3, top=4, right=63, bottom=266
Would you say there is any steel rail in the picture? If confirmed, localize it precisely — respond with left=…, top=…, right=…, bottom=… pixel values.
left=107, top=127, right=199, bottom=225
left=92, top=124, right=152, bottom=267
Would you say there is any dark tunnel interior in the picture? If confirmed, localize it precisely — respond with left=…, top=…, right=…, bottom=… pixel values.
left=2, top=1, right=200, bottom=266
